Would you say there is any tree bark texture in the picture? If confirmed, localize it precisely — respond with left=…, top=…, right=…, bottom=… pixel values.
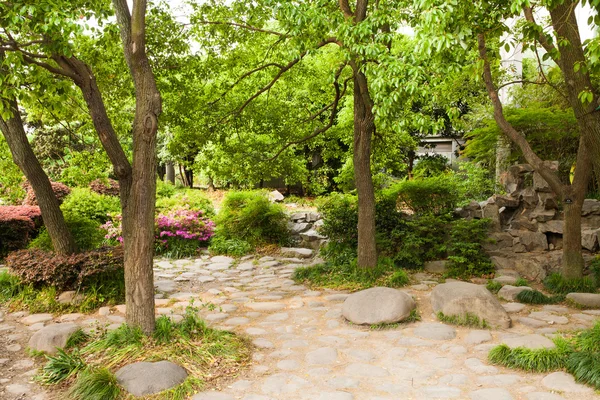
left=525, top=1, right=600, bottom=188
left=166, top=162, right=175, bottom=184
left=0, top=98, right=76, bottom=255
left=478, top=33, right=590, bottom=277
left=352, top=71, right=378, bottom=269
left=113, top=0, right=161, bottom=334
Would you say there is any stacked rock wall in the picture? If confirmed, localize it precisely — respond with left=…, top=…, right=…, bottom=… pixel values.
left=455, top=163, right=600, bottom=280
left=288, top=212, right=326, bottom=250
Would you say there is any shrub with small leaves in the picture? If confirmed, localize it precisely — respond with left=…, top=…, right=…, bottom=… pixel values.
left=6, top=246, right=124, bottom=291
left=22, top=181, right=71, bottom=206
left=0, top=205, right=42, bottom=255
left=89, top=179, right=120, bottom=197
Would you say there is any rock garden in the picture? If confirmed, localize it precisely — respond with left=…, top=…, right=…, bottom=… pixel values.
left=2, top=1, right=600, bottom=399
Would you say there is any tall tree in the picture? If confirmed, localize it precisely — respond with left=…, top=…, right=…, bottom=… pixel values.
left=0, top=0, right=160, bottom=332
left=0, top=94, right=76, bottom=255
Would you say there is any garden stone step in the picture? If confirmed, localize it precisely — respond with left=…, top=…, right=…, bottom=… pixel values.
left=502, top=334, right=555, bottom=350
left=280, top=247, right=314, bottom=259
left=566, top=292, right=600, bottom=308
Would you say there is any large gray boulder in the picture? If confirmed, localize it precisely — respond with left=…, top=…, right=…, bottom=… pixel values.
left=28, top=323, right=80, bottom=355
left=116, top=361, right=188, bottom=396
left=280, top=247, right=314, bottom=259
left=498, top=285, right=532, bottom=301
left=566, top=293, right=600, bottom=308
left=342, top=287, right=415, bottom=325
left=431, top=282, right=511, bottom=329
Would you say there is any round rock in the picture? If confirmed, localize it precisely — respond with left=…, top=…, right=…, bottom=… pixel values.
left=431, top=282, right=511, bottom=329
left=342, top=287, right=415, bottom=325
left=28, top=323, right=80, bottom=355
left=115, top=361, right=188, bottom=396
left=566, top=293, right=600, bottom=308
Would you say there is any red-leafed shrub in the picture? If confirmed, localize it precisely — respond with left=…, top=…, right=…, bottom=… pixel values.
left=6, top=246, right=124, bottom=290
left=0, top=205, right=43, bottom=255
left=89, top=178, right=120, bottom=197
left=22, top=181, right=71, bottom=206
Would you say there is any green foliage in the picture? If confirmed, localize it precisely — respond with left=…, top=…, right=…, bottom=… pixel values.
left=0, top=137, right=25, bottom=205
left=29, top=214, right=105, bottom=252
left=544, top=273, right=597, bottom=295
left=0, top=270, right=21, bottom=301
left=488, top=343, right=570, bottom=373
left=445, top=218, right=494, bottom=278
left=155, top=188, right=215, bottom=216
left=156, top=180, right=177, bottom=198
left=66, top=329, right=89, bottom=349
left=60, top=188, right=120, bottom=224
left=68, top=368, right=121, bottom=400
left=60, top=151, right=112, bottom=188
left=316, top=193, right=358, bottom=248
left=215, top=191, right=289, bottom=246
left=387, top=175, right=458, bottom=215
left=486, top=280, right=503, bottom=294
left=515, top=290, right=564, bottom=305
left=437, top=312, right=489, bottom=328
left=487, top=322, right=600, bottom=389
left=208, top=236, right=253, bottom=257
left=413, top=154, right=449, bottom=178
left=451, top=162, right=496, bottom=204
left=514, top=278, right=530, bottom=287
left=389, top=213, right=449, bottom=269
left=39, top=348, right=86, bottom=384
left=293, top=257, right=410, bottom=291
left=566, top=352, right=600, bottom=389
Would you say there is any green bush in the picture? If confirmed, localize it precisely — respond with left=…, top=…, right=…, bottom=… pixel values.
left=391, top=213, right=449, bottom=269
left=544, top=273, right=597, bottom=294
left=413, top=154, right=449, bottom=179
left=445, top=218, right=494, bottom=278
left=29, top=214, right=105, bottom=252
left=215, top=191, right=289, bottom=246
left=387, top=175, right=458, bottom=215
left=60, top=188, right=121, bottom=224
left=316, top=193, right=358, bottom=248
left=208, top=236, right=253, bottom=257
left=155, top=189, right=214, bottom=216
left=156, top=180, right=176, bottom=198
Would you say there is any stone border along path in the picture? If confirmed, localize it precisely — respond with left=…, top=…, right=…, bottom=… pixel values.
left=2, top=250, right=600, bottom=399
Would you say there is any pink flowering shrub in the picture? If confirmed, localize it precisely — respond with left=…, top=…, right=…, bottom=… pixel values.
left=101, top=209, right=215, bottom=257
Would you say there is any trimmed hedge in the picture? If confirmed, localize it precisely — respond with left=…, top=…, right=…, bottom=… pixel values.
left=89, top=178, right=120, bottom=197
left=0, top=205, right=42, bottom=255
left=22, top=181, right=71, bottom=206
left=6, top=246, right=124, bottom=291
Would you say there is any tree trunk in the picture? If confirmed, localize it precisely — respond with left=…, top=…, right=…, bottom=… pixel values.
left=113, top=0, right=161, bottom=334
left=562, top=198, right=584, bottom=278
left=207, top=175, right=215, bottom=191
left=0, top=98, right=76, bottom=255
left=352, top=74, right=377, bottom=269
left=495, top=134, right=511, bottom=191
left=157, top=163, right=165, bottom=181
left=166, top=162, right=175, bottom=184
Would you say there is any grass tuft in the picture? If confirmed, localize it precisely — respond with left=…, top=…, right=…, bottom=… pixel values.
left=514, top=277, right=530, bottom=287
left=38, top=348, right=86, bottom=384
left=293, top=258, right=410, bottom=291
left=66, top=329, right=89, bottom=349
left=544, top=273, right=597, bottom=294
left=153, top=315, right=174, bottom=344
left=566, top=352, right=600, bottom=389
left=488, top=342, right=569, bottom=372
left=68, top=368, right=121, bottom=400
left=368, top=309, right=420, bottom=330
left=574, top=323, right=600, bottom=353
left=486, top=280, right=502, bottom=294
left=515, top=289, right=564, bottom=304
left=437, top=312, right=488, bottom=328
